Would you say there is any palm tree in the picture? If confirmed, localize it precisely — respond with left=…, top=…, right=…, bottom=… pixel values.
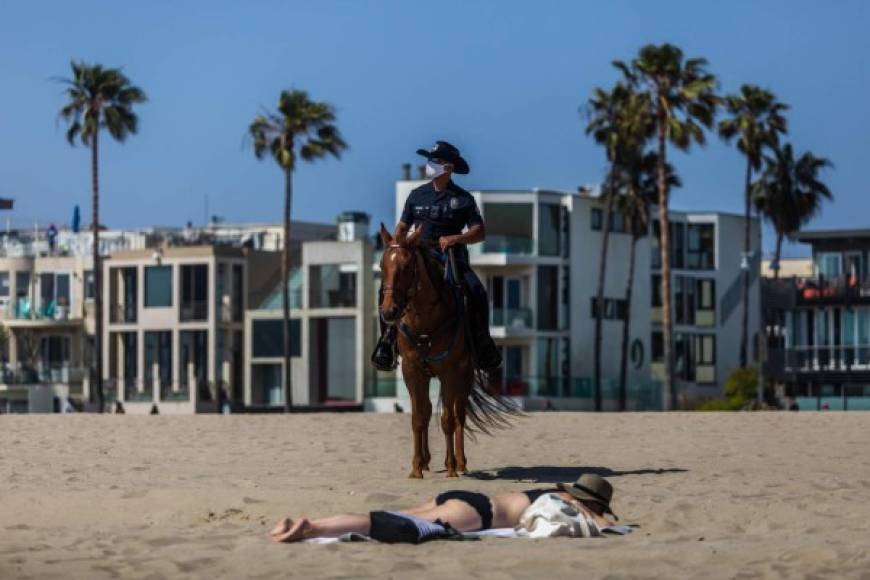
left=615, top=44, right=718, bottom=409
left=249, top=90, right=347, bottom=412
left=719, top=85, right=788, bottom=367
left=585, top=82, right=653, bottom=411
left=615, top=153, right=680, bottom=411
left=753, top=144, right=832, bottom=279
left=59, top=61, right=146, bottom=412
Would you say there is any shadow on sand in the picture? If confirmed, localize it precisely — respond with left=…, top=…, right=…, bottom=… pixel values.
left=464, top=465, right=687, bottom=483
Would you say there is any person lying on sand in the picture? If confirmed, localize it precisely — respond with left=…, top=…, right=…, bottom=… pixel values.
left=270, top=473, right=617, bottom=543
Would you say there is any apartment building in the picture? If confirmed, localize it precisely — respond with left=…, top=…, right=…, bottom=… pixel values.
left=244, top=212, right=374, bottom=409
left=0, top=220, right=334, bottom=413
left=385, top=177, right=760, bottom=409
left=764, top=229, right=870, bottom=411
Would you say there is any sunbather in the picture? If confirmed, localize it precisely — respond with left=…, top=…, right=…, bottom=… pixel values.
left=270, top=473, right=616, bottom=543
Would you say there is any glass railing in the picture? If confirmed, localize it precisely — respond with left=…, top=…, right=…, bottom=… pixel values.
left=771, top=345, right=870, bottom=372
left=491, top=307, right=533, bottom=328
left=0, top=364, right=87, bottom=385
left=4, top=299, right=78, bottom=321
left=476, top=235, right=535, bottom=255
left=310, top=289, right=356, bottom=309
left=110, top=303, right=137, bottom=324
left=123, top=377, right=153, bottom=402
left=180, top=301, right=208, bottom=321
left=160, top=382, right=191, bottom=401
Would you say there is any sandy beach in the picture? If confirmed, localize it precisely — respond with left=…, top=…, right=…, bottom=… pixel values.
left=1, top=412, right=869, bottom=579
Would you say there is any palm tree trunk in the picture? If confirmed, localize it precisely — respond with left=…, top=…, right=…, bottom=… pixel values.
left=593, top=176, right=615, bottom=412
left=739, top=157, right=752, bottom=368
left=619, top=233, right=639, bottom=412
left=773, top=231, right=784, bottom=280
left=657, top=114, right=675, bottom=410
left=91, top=131, right=104, bottom=413
left=282, top=167, right=294, bottom=412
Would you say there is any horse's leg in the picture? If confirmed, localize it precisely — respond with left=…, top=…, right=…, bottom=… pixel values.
left=404, top=364, right=428, bottom=479
left=420, top=394, right=432, bottom=471
left=454, top=388, right=469, bottom=474
left=440, top=387, right=458, bottom=478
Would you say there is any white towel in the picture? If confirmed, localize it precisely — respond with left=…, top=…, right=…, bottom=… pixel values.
left=516, top=493, right=602, bottom=538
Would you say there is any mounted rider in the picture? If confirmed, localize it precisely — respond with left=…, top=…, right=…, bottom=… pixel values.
left=371, top=140, right=503, bottom=373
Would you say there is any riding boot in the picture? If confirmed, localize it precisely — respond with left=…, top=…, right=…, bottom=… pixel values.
left=468, top=288, right=503, bottom=372
left=371, top=324, right=398, bottom=372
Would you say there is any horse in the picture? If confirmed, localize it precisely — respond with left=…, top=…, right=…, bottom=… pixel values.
left=378, top=224, right=518, bottom=479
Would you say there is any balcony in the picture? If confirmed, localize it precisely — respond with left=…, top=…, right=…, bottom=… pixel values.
left=769, top=275, right=870, bottom=306
left=768, top=345, right=870, bottom=376
left=2, top=299, right=81, bottom=326
left=180, top=300, right=208, bottom=322
left=491, top=307, right=533, bottom=329
left=0, top=364, right=87, bottom=385
left=478, top=235, right=534, bottom=255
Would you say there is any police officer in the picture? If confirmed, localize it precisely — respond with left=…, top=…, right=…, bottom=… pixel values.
left=372, top=141, right=503, bottom=372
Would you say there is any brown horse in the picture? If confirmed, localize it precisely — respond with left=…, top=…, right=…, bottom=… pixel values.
left=378, top=224, right=517, bottom=479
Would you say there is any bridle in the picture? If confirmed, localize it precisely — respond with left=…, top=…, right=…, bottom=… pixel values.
left=380, top=243, right=419, bottom=325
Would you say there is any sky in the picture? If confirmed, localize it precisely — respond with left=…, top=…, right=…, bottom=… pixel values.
left=1, top=0, right=868, bottom=258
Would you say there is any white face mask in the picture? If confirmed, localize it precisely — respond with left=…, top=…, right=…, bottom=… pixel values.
left=425, top=160, right=447, bottom=179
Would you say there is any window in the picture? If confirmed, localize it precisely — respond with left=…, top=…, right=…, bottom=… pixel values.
left=536, top=266, right=559, bottom=330
left=652, top=331, right=664, bottom=362
left=695, top=335, right=716, bottom=365
left=483, top=203, right=534, bottom=254
left=310, top=264, right=357, bottom=308
left=697, top=279, right=715, bottom=310
left=538, top=203, right=561, bottom=256
left=252, top=319, right=301, bottom=358
left=84, top=270, right=95, bottom=300
left=591, top=208, right=603, bottom=231
left=180, top=264, right=208, bottom=321
left=0, top=272, right=8, bottom=302
left=145, top=331, right=172, bottom=390
left=687, top=224, right=715, bottom=270
left=232, top=264, right=244, bottom=321
left=672, top=222, right=685, bottom=269
left=145, top=266, right=172, bottom=307
left=651, top=274, right=662, bottom=307
left=816, top=253, right=842, bottom=279
left=611, top=210, right=625, bottom=234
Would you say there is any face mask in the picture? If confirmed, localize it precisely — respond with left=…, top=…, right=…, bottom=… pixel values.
left=425, top=161, right=447, bottom=179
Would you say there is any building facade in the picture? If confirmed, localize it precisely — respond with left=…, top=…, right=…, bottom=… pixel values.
left=381, top=178, right=761, bottom=409
left=764, top=229, right=870, bottom=411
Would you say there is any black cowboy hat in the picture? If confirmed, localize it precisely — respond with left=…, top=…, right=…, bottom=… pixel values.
left=416, top=140, right=470, bottom=175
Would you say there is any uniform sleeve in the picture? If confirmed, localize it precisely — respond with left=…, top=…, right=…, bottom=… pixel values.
left=400, top=195, right=414, bottom=225
left=466, top=195, right=483, bottom=228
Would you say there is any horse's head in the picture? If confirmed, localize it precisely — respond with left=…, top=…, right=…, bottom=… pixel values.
left=379, top=222, right=424, bottom=325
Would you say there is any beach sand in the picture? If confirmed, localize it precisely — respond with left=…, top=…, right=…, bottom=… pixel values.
left=1, top=412, right=869, bottom=579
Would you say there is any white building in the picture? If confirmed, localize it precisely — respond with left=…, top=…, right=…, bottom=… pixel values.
left=387, top=178, right=761, bottom=409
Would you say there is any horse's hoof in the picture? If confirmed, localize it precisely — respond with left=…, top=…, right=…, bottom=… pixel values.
left=423, top=465, right=431, bottom=471
left=446, top=471, right=459, bottom=478
left=408, top=471, right=424, bottom=479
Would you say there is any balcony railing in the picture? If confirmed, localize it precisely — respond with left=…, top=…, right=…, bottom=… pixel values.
left=4, top=299, right=77, bottom=321
left=776, top=275, right=870, bottom=303
left=477, top=235, right=534, bottom=255
left=0, top=364, right=86, bottom=385
left=110, top=303, right=137, bottom=324
left=310, top=289, right=356, bottom=309
left=180, top=300, right=208, bottom=321
left=770, top=345, right=870, bottom=373
left=491, top=307, right=533, bottom=329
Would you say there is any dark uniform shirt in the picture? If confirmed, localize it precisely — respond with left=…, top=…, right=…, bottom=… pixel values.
left=400, top=180, right=483, bottom=262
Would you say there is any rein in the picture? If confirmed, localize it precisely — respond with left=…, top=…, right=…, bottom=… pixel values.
left=381, top=243, right=463, bottom=366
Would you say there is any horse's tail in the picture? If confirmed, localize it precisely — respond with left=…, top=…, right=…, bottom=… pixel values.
left=462, top=369, right=524, bottom=437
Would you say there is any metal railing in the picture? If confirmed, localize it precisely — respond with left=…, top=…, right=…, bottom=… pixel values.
left=310, top=289, right=356, bottom=309
left=769, top=345, right=870, bottom=373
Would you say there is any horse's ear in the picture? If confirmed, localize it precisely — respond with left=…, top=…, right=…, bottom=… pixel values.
left=406, top=226, right=423, bottom=247
left=379, top=223, right=393, bottom=246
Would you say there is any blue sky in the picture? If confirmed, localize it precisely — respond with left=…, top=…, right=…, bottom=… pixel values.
left=1, top=0, right=868, bottom=257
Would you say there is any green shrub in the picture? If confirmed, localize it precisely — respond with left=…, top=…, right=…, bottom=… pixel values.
left=689, top=367, right=759, bottom=411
